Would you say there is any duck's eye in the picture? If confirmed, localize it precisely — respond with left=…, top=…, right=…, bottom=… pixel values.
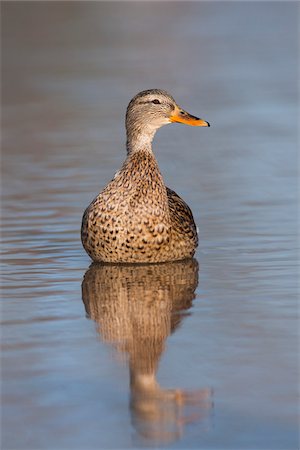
left=152, top=99, right=161, bottom=105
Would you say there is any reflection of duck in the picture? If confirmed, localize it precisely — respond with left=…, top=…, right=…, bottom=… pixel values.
left=81, top=89, right=210, bottom=263
left=82, top=259, right=213, bottom=444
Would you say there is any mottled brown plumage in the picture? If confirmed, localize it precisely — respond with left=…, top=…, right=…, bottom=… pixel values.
left=81, top=89, right=209, bottom=263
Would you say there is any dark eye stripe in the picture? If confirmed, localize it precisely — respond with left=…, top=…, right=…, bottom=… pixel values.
left=136, top=99, right=162, bottom=105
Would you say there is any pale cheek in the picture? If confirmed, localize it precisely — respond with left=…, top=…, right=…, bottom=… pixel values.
left=151, top=117, right=171, bottom=129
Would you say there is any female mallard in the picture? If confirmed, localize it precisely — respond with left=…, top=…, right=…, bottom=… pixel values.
left=81, top=89, right=209, bottom=263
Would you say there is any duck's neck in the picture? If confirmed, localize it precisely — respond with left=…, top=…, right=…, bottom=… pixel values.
left=121, top=130, right=169, bottom=221
left=126, top=124, right=157, bottom=154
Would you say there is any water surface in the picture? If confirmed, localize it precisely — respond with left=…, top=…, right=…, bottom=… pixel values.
left=1, top=2, right=298, bottom=449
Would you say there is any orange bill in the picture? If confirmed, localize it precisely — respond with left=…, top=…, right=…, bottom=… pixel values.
left=170, top=106, right=210, bottom=127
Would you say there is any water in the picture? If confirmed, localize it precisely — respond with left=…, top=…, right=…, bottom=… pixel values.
left=1, top=2, right=298, bottom=449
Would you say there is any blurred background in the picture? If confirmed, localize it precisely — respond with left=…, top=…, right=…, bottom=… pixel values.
left=1, top=2, right=298, bottom=449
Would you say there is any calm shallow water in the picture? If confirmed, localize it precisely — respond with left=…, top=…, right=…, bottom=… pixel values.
left=1, top=3, right=298, bottom=449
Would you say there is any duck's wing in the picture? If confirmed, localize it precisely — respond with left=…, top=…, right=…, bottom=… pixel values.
left=166, top=187, right=198, bottom=247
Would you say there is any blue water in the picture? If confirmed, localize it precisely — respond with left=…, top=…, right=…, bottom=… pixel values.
left=1, top=2, right=298, bottom=449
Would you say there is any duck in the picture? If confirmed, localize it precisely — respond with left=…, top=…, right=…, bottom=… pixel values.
left=81, top=89, right=210, bottom=263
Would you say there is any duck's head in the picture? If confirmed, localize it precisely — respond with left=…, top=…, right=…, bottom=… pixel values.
left=126, top=89, right=209, bottom=152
